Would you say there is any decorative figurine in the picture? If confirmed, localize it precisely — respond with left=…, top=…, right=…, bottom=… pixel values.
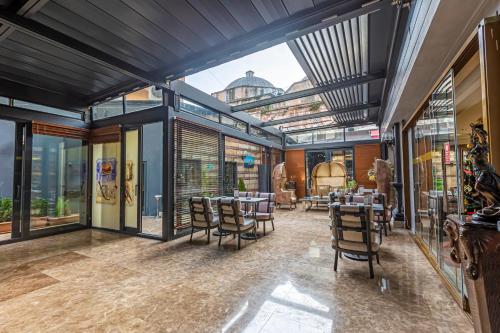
left=468, top=122, right=500, bottom=223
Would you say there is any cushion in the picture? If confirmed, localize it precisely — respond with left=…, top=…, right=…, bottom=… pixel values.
left=220, top=218, right=255, bottom=232
left=255, top=212, right=272, bottom=220
left=192, top=220, right=218, bottom=228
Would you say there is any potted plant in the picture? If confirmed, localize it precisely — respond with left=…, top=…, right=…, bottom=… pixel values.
left=48, top=197, right=79, bottom=225
left=0, top=198, right=12, bottom=234
left=347, top=179, right=358, bottom=193
left=238, top=177, right=247, bottom=192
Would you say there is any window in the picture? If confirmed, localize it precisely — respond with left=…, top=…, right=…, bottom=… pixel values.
left=220, top=115, right=247, bottom=132
left=13, top=100, right=82, bottom=119
left=345, top=125, right=380, bottom=141
left=92, top=97, right=124, bottom=120
left=313, top=128, right=344, bottom=143
left=31, top=135, right=88, bottom=231
left=125, top=86, right=163, bottom=113
left=0, top=97, right=8, bottom=105
left=179, top=98, right=219, bottom=122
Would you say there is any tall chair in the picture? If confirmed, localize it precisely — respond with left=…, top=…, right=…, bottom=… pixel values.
left=331, top=205, right=380, bottom=278
left=272, top=162, right=297, bottom=210
left=255, top=192, right=275, bottom=235
left=188, top=197, right=219, bottom=244
left=372, top=193, right=391, bottom=236
left=217, top=198, right=257, bottom=249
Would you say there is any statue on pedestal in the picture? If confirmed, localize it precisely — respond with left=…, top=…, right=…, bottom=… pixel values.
left=468, top=122, right=500, bottom=223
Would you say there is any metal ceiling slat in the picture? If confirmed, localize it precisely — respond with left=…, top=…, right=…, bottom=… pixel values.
left=335, top=22, right=351, bottom=78
left=251, top=0, right=288, bottom=24
left=218, top=0, right=266, bottom=32
left=343, top=19, right=356, bottom=76
left=352, top=17, right=361, bottom=75
left=312, top=30, right=333, bottom=84
left=295, top=38, right=323, bottom=85
left=328, top=25, right=346, bottom=78
left=304, top=34, right=329, bottom=84
left=281, top=0, right=314, bottom=15
left=320, top=28, right=340, bottom=80
left=300, top=35, right=327, bottom=84
left=359, top=13, right=369, bottom=74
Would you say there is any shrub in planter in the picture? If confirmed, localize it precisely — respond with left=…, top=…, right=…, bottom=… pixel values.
left=0, top=198, right=13, bottom=222
left=31, top=198, right=48, bottom=217
left=238, top=178, right=247, bottom=192
left=55, top=197, right=71, bottom=217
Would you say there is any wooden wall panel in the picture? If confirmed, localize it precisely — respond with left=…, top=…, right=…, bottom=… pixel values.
left=285, top=149, right=305, bottom=198
left=33, top=121, right=89, bottom=140
left=479, top=18, right=500, bottom=170
left=354, top=143, right=381, bottom=189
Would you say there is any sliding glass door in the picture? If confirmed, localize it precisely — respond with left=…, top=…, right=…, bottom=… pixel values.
left=0, top=120, right=17, bottom=242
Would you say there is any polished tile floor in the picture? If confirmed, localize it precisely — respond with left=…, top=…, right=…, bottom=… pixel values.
left=0, top=209, right=472, bottom=333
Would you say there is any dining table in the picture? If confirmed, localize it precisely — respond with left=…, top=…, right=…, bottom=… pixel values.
left=210, top=196, right=268, bottom=239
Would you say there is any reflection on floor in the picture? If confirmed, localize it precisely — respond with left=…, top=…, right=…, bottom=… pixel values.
left=141, top=215, right=161, bottom=236
left=0, top=210, right=472, bottom=332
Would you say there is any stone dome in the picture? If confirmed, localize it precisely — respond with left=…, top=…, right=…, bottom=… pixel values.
left=226, top=70, right=275, bottom=89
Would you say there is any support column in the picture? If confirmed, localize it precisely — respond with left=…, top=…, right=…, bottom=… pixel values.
left=392, top=122, right=405, bottom=223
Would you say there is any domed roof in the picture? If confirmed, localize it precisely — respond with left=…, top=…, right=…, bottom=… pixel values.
left=226, top=70, right=275, bottom=89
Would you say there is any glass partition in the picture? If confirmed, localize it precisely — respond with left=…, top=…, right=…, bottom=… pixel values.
left=13, top=100, right=82, bottom=119
left=179, top=97, right=219, bottom=122
left=0, top=120, right=15, bottom=241
left=31, top=135, right=88, bottom=231
left=224, top=137, right=264, bottom=194
left=125, top=86, right=162, bottom=113
left=221, top=114, right=247, bottom=132
left=0, top=97, right=9, bottom=105
left=305, top=148, right=353, bottom=191
left=92, top=97, right=124, bottom=120
left=345, top=124, right=379, bottom=141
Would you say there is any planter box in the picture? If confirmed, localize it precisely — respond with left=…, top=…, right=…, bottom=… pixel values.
left=47, top=214, right=80, bottom=225
left=0, top=221, right=11, bottom=234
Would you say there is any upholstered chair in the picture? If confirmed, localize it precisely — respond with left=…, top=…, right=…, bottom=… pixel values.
left=254, top=192, right=275, bottom=235
left=188, top=197, right=219, bottom=244
left=217, top=198, right=257, bottom=249
left=372, top=193, right=391, bottom=236
left=331, top=205, right=380, bottom=278
left=272, top=162, right=297, bottom=210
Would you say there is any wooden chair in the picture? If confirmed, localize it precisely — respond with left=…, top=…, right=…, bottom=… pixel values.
left=331, top=205, right=380, bottom=278
left=372, top=193, right=391, bottom=236
left=217, top=198, right=257, bottom=250
left=255, top=192, right=275, bottom=235
left=188, top=197, right=219, bottom=244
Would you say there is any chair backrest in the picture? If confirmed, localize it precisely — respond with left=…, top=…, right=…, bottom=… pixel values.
left=332, top=205, right=375, bottom=250
left=350, top=195, right=365, bottom=204
left=218, top=198, right=243, bottom=226
left=372, top=193, right=386, bottom=207
left=189, top=197, right=214, bottom=226
left=235, top=191, right=253, bottom=198
left=255, top=192, right=275, bottom=213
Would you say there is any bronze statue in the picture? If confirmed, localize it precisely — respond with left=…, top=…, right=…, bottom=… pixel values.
left=468, top=122, right=500, bottom=222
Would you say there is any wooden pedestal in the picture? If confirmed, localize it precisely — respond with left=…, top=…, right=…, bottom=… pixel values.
left=444, top=215, right=500, bottom=333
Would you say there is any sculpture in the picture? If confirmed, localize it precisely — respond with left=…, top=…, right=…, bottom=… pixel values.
left=468, top=122, right=500, bottom=223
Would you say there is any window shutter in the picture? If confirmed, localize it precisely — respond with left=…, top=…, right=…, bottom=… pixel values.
left=32, top=121, right=89, bottom=140
left=173, top=119, right=221, bottom=232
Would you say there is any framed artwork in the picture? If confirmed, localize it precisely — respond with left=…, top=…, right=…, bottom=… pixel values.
left=96, top=158, right=117, bottom=204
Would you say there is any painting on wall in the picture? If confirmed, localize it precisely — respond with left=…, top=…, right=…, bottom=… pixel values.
left=96, top=158, right=117, bottom=204
left=124, top=160, right=135, bottom=206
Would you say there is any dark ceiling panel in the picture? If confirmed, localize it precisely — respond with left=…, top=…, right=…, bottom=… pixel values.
left=8, top=31, right=128, bottom=82
left=87, top=0, right=191, bottom=58
left=251, top=0, right=288, bottom=24
left=153, top=0, right=226, bottom=47
left=35, top=2, right=159, bottom=70
left=186, top=0, right=245, bottom=39
left=282, top=0, right=314, bottom=15
left=120, top=0, right=210, bottom=52
left=49, top=0, right=176, bottom=63
left=218, top=0, right=266, bottom=32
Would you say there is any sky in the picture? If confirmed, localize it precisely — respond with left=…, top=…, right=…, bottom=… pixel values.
left=184, top=43, right=306, bottom=95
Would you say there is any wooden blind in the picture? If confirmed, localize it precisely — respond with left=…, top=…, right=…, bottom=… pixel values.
left=173, top=119, right=221, bottom=231
left=89, top=125, right=121, bottom=143
left=32, top=121, right=89, bottom=140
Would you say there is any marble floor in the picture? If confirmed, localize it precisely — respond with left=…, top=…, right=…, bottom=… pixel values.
left=0, top=209, right=472, bottom=333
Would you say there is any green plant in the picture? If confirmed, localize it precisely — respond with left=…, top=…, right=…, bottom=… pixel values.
left=238, top=177, right=247, bottom=192
left=347, top=179, right=358, bottom=191
left=0, top=198, right=13, bottom=222
left=31, top=198, right=48, bottom=217
left=55, top=197, right=71, bottom=217
left=309, top=101, right=322, bottom=112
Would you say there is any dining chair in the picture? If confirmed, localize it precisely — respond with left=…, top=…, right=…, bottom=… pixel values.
left=331, top=204, right=380, bottom=278
left=188, top=197, right=219, bottom=244
left=372, top=193, right=391, bottom=236
left=217, top=198, right=257, bottom=249
left=254, top=192, right=275, bottom=235
left=235, top=191, right=254, bottom=214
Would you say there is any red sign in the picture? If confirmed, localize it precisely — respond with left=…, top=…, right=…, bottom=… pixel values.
left=444, top=142, right=450, bottom=164
left=370, top=129, right=380, bottom=139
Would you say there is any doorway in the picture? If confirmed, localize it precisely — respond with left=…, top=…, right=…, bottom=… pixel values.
left=122, top=122, right=163, bottom=238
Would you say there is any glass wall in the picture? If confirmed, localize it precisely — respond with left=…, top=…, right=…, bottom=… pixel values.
left=31, top=135, right=88, bottom=231
left=92, top=97, right=124, bottom=120
left=125, top=87, right=162, bottom=113
left=13, top=100, right=82, bottom=119
left=345, top=124, right=380, bottom=141
left=411, top=71, right=464, bottom=296
left=224, top=137, right=264, bottom=194
left=0, top=120, right=15, bottom=241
